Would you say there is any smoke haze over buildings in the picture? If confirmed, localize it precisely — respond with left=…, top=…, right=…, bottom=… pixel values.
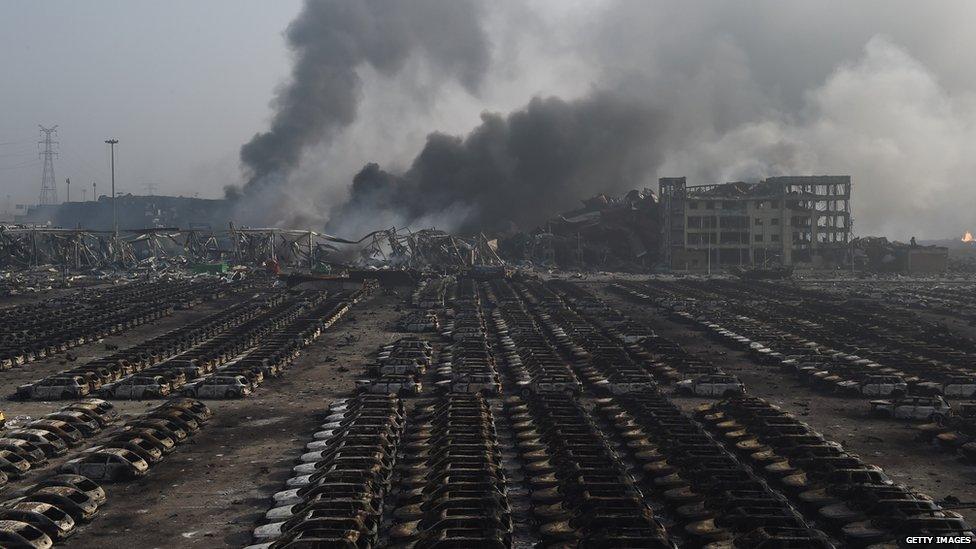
left=5, top=2, right=974, bottom=239
left=231, top=0, right=976, bottom=240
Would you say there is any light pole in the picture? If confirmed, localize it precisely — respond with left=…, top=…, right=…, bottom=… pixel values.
left=105, top=139, right=118, bottom=237
left=65, top=178, right=70, bottom=203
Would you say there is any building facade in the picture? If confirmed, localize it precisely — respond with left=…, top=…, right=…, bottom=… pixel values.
left=660, top=176, right=852, bottom=270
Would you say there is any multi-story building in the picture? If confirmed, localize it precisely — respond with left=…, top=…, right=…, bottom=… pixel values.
left=659, top=175, right=852, bottom=270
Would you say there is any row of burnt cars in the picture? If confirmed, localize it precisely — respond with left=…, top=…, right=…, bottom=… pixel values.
left=485, top=277, right=828, bottom=547
left=397, top=310, right=439, bottom=333
left=0, top=400, right=118, bottom=486
left=0, top=398, right=210, bottom=548
left=541, top=280, right=746, bottom=398
left=247, top=394, right=405, bottom=548
left=505, top=392, right=673, bottom=547
left=411, top=277, right=449, bottom=310
left=695, top=396, right=972, bottom=547
left=354, top=277, right=452, bottom=397
left=594, top=390, right=833, bottom=548
left=387, top=393, right=511, bottom=547
left=514, top=281, right=829, bottom=546
left=613, top=280, right=976, bottom=426
left=1, top=277, right=247, bottom=370
left=248, top=390, right=518, bottom=548
left=357, top=276, right=505, bottom=398
left=434, top=277, right=502, bottom=395
left=239, top=271, right=976, bottom=548
left=17, top=289, right=357, bottom=401
left=355, top=338, right=428, bottom=397
left=612, top=280, right=976, bottom=465
left=485, top=278, right=707, bottom=545
left=828, top=281, right=976, bottom=324
left=505, top=277, right=976, bottom=547
left=613, top=279, right=976, bottom=398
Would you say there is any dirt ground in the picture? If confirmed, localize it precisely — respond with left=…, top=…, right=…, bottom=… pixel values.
left=0, top=289, right=406, bottom=548
left=588, top=282, right=976, bottom=526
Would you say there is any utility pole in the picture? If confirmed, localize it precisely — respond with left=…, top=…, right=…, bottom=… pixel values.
left=38, top=125, right=59, bottom=205
left=65, top=178, right=70, bottom=203
left=105, top=139, right=119, bottom=237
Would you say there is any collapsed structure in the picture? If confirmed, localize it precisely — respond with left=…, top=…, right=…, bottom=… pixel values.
left=499, top=189, right=659, bottom=271
left=6, top=173, right=954, bottom=275
left=659, top=176, right=853, bottom=270
left=852, top=236, right=949, bottom=274
left=0, top=226, right=341, bottom=272
left=356, top=228, right=503, bottom=269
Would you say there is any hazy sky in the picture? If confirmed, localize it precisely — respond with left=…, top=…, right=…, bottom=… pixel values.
left=1, top=1, right=301, bottom=206
left=3, top=1, right=975, bottom=239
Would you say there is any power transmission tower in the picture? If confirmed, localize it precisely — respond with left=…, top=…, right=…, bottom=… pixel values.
left=38, top=125, right=59, bottom=205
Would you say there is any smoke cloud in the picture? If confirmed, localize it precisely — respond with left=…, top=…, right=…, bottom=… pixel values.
left=235, top=0, right=976, bottom=239
left=326, top=93, right=665, bottom=236
left=660, top=36, right=976, bottom=239
left=231, top=0, right=489, bottom=223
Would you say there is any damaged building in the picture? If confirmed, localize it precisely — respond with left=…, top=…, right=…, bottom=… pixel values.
left=659, top=176, right=852, bottom=270
left=498, top=189, right=660, bottom=270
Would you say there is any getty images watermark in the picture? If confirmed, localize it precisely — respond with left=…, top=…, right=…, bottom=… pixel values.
left=905, top=535, right=973, bottom=545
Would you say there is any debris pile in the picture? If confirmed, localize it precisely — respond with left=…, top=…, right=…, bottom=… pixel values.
left=852, top=236, right=949, bottom=274
left=498, top=189, right=659, bottom=271
left=355, top=228, right=503, bottom=270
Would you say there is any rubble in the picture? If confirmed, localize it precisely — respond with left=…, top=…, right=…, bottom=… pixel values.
left=851, top=236, right=948, bottom=274
left=497, top=189, right=659, bottom=271
left=353, top=228, right=503, bottom=270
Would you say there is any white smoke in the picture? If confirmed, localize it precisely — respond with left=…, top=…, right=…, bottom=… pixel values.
left=660, top=37, right=976, bottom=239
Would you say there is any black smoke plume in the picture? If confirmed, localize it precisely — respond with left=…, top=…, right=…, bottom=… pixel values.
left=234, top=0, right=489, bottom=198
left=326, top=92, right=666, bottom=235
